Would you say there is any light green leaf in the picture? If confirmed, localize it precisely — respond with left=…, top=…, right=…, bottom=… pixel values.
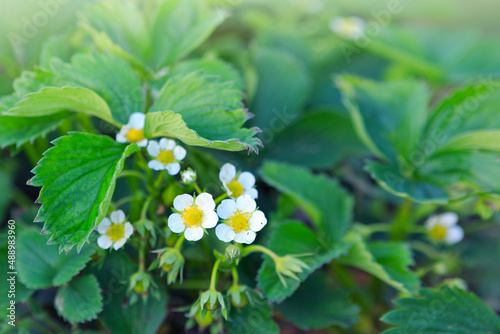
left=226, top=293, right=279, bottom=334
left=275, top=272, right=359, bottom=330
left=436, top=130, right=500, bottom=153
left=151, top=0, right=227, bottom=68
left=338, top=230, right=419, bottom=294
left=55, top=275, right=103, bottom=323
left=145, top=72, right=261, bottom=152
left=17, top=229, right=95, bottom=289
left=257, top=221, right=349, bottom=302
left=250, top=48, right=312, bottom=131
left=30, top=132, right=139, bottom=251
left=5, top=87, right=117, bottom=126
left=382, top=286, right=500, bottom=333
left=259, top=161, right=353, bottom=242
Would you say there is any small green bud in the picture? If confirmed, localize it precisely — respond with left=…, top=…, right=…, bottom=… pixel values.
left=181, top=168, right=197, bottom=185
left=159, top=248, right=185, bottom=284
left=225, top=244, right=241, bottom=264
left=274, top=255, right=309, bottom=287
left=228, top=285, right=248, bottom=308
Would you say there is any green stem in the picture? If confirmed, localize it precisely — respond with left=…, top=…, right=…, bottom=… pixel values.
left=118, top=170, right=147, bottom=181
left=241, top=245, right=279, bottom=260
left=22, top=143, right=40, bottom=166
left=193, top=182, right=203, bottom=195
left=11, top=187, right=34, bottom=207
left=139, top=244, right=145, bottom=272
left=214, top=192, right=228, bottom=205
left=174, top=234, right=185, bottom=250
left=391, top=198, right=413, bottom=240
left=153, top=170, right=164, bottom=189
left=140, top=196, right=153, bottom=221
left=209, top=258, right=222, bottom=291
left=410, top=241, right=442, bottom=259
left=231, top=265, right=239, bottom=286
left=114, top=195, right=140, bottom=208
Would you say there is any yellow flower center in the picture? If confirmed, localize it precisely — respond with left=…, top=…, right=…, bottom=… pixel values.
left=340, top=18, right=362, bottom=36
left=229, top=212, right=251, bottom=233
left=158, top=150, right=174, bottom=165
left=183, top=206, right=203, bottom=228
left=227, top=180, right=244, bottom=198
left=125, top=129, right=145, bottom=143
left=107, top=224, right=125, bottom=242
left=430, top=224, right=447, bottom=241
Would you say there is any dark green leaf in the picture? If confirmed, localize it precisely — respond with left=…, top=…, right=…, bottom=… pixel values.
left=227, top=293, right=279, bottom=334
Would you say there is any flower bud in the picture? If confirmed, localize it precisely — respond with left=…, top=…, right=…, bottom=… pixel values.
left=181, top=168, right=197, bottom=185
left=159, top=248, right=185, bottom=284
left=274, top=255, right=309, bottom=287
left=228, top=285, right=248, bottom=308
left=225, top=244, right=241, bottom=264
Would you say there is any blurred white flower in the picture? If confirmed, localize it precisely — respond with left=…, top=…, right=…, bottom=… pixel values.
left=181, top=169, right=197, bottom=184
left=216, top=195, right=267, bottom=244
left=168, top=193, right=218, bottom=241
left=147, top=138, right=186, bottom=175
left=425, top=212, right=464, bottom=244
left=329, top=16, right=365, bottom=40
left=116, top=112, right=148, bottom=147
left=219, top=163, right=257, bottom=199
left=97, top=210, right=133, bottom=250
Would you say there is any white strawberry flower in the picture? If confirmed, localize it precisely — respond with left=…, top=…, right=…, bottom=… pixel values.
left=147, top=138, right=186, bottom=175
left=168, top=193, right=218, bottom=241
left=219, top=163, right=257, bottom=199
left=329, top=16, right=365, bottom=40
left=215, top=195, right=267, bottom=244
left=96, top=210, right=134, bottom=250
left=425, top=212, right=464, bottom=244
left=116, top=112, right=148, bottom=147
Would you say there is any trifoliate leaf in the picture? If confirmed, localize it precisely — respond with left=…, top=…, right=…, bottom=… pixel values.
left=5, top=87, right=117, bottom=125
left=259, top=161, right=353, bottom=243
left=145, top=72, right=261, bottom=152
left=29, top=132, right=140, bottom=251
left=275, top=272, right=359, bottom=330
left=338, top=230, right=419, bottom=294
left=381, top=286, right=500, bottom=333
left=17, top=229, right=95, bottom=289
left=257, top=221, right=349, bottom=302
left=226, top=292, right=279, bottom=334
left=55, top=275, right=103, bottom=323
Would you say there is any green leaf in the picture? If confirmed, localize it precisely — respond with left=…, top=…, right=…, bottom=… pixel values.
left=262, top=110, right=367, bottom=168
left=275, top=272, right=359, bottom=330
left=145, top=72, right=261, bottom=152
left=55, top=275, right=103, bottom=323
left=250, top=48, right=312, bottom=132
left=49, top=53, right=143, bottom=124
left=259, top=161, right=353, bottom=242
left=5, top=87, right=117, bottom=126
left=151, top=0, right=227, bottom=68
left=30, top=132, right=140, bottom=251
left=381, top=286, right=500, bottom=333
left=227, top=293, right=279, bottom=334
left=338, top=230, right=419, bottom=294
left=17, top=229, right=95, bottom=289
left=257, top=221, right=349, bottom=302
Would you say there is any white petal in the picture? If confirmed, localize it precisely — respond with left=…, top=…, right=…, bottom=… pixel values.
left=219, top=163, right=236, bottom=184
left=110, top=210, right=126, bottom=224
left=113, top=238, right=127, bottom=250
left=249, top=210, right=267, bottom=232
left=202, top=211, right=218, bottom=229
left=159, top=138, right=176, bottom=150
left=196, top=193, right=215, bottom=212
left=147, top=140, right=160, bottom=157
left=445, top=226, right=464, bottom=244
left=439, top=212, right=459, bottom=227
left=173, top=145, right=187, bottom=160
left=237, top=172, right=255, bottom=189
left=184, top=226, right=204, bottom=241
left=116, top=132, right=127, bottom=143
left=173, top=194, right=194, bottom=211
left=166, top=162, right=181, bottom=175
left=97, top=218, right=111, bottom=234
left=215, top=223, right=236, bottom=242
left=97, top=235, right=112, bottom=249
left=168, top=213, right=186, bottom=233
left=148, top=160, right=166, bottom=171
left=425, top=216, right=439, bottom=230
left=217, top=199, right=237, bottom=219
left=236, top=195, right=256, bottom=213
left=124, top=222, right=133, bottom=238
left=128, top=112, right=146, bottom=129
left=234, top=230, right=256, bottom=244
left=243, top=187, right=258, bottom=199
left=136, top=139, right=148, bottom=147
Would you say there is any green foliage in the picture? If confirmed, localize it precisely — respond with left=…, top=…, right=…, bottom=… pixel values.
left=30, top=133, right=139, bottom=251
left=257, top=221, right=348, bottom=302
left=226, top=293, right=279, bottom=334
left=338, top=230, right=419, bottom=294
left=55, top=275, right=103, bottom=323
left=17, top=229, right=95, bottom=289
left=276, top=272, right=359, bottom=330
left=260, top=161, right=353, bottom=242
left=381, top=286, right=500, bottom=333
left=338, top=76, right=500, bottom=203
